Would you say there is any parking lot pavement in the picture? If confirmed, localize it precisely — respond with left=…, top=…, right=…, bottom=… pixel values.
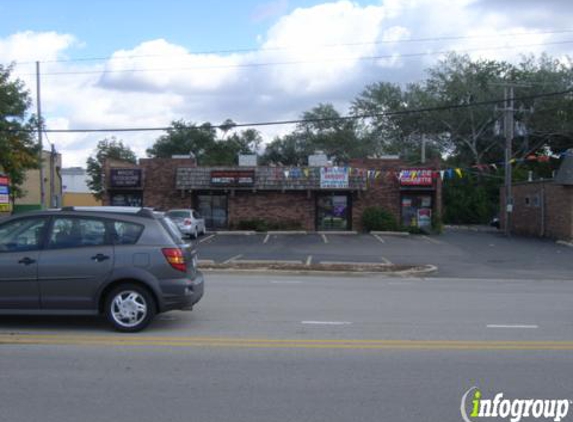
left=196, top=229, right=573, bottom=279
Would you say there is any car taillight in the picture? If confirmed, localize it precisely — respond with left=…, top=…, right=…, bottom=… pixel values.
left=184, top=218, right=192, bottom=226
left=162, top=248, right=186, bottom=272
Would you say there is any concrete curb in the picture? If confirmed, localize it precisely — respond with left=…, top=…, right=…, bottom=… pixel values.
left=370, top=231, right=410, bottom=237
left=266, top=231, right=308, bottom=235
left=198, top=262, right=437, bottom=277
left=316, top=230, right=358, bottom=235
left=214, top=230, right=257, bottom=235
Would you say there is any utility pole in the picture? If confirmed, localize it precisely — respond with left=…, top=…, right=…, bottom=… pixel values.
left=50, top=143, right=56, bottom=208
left=36, top=61, right=46, bottom=209
left=421, top=134, right=427, bottom=164
left=503, top=86, right=514, bottom=237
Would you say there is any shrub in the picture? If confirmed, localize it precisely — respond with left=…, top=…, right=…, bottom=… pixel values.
left=361, top=206, right=400, bottom=232
left=234, top=219, right=303, bottom=231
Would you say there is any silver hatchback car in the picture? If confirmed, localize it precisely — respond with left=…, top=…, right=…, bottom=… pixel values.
left=0, top=207, right=204, bottom=332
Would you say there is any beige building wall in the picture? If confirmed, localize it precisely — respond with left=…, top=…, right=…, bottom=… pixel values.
left=14, top=150, right=62, bottom=209
left=62, top=192, right=102, bottom=207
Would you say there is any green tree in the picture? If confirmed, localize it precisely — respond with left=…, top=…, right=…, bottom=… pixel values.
left=86, top=137, right=137, bottom=200
left=146, top=120, right=217, bottom=161
left=0, top=64, right=40, bottom=202
left=146, top=119, right=262, bottom=165
left=260, top=133, right=315, bottom=166
left=261, top=103, right=366, bottom=166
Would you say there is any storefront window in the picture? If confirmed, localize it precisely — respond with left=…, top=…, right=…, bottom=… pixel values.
left=401, top=195, right=432, bottom=228
left=197, top=194, right=228, bottom=229
left=317, top=194, right=350, bottom=231
left=110, top=192, right=143, bottom=207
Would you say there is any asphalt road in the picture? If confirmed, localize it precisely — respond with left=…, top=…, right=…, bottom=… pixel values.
left=1, top=273, right=573, bottom=422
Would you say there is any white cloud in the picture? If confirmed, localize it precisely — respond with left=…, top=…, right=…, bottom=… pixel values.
left=1, top=0, right=573, bottom=168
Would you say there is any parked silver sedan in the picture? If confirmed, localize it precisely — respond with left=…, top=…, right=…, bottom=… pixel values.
left=166, top=209, right=206, bottom=239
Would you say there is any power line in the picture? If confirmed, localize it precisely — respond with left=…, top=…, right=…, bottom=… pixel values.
left=3, top=88, right=572, bottom=134
left=9, top=28, right=573, bottom=66
left=11, top=39, right=573, bottom=77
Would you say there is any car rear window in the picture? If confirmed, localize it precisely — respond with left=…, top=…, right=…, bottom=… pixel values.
left=167, top=211, right=189, bottom=218
left=113, top=221, right=144, bottom=245
left=158, top=217, right=184, bottom=244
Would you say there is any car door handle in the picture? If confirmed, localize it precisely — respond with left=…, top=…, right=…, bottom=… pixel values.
left=18, top=257, right=36, bottom=266
left=91, top=254, right=110, bottom=262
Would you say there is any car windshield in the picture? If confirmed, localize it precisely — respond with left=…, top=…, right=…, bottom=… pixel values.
left=166, top=211, right=189, bottom=219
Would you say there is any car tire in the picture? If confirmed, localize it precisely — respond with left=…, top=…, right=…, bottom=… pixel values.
left=105, top=284, right=156, bottom=332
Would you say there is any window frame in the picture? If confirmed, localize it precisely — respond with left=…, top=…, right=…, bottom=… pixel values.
left=45, top=216, right=112, bottom=250
left=0, top=216, right=50, bottom=253
left=110, top=219, right=145, bottom=246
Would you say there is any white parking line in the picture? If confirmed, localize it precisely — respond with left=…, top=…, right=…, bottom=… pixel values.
left=199, top=234, right=215, bottom=243
left=487, top=324, right=539, bottom=329
left=422, top=235, right=443, bottom=245
left=301, top=321, right=352, bottom=325
left=263, top=234, right=270, bottom=244
left=321, top=234, right=329, bottom=244
left=271, top=280, right=304, bottom=284
left=373, top=234, right=385, bottom=243
left=306, top=255, right=313, bottom=266
left=380, top=256, right=393, bottom=265
left=223, top=254, right=243, bottom=264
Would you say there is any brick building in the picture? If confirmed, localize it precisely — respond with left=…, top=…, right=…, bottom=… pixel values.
left=501, top=150, right=573, bottom=241
left=103, top=155, right=442, bottom=232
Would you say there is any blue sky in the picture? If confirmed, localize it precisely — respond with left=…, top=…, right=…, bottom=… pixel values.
left=1, top=0, right=572, bottom=167
left=0, top=0, right=348, bottom=59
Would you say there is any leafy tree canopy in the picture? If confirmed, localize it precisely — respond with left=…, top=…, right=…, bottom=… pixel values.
left=86, top=137, right=137, bottom=200
left=0, top=64, right=40, bottom=200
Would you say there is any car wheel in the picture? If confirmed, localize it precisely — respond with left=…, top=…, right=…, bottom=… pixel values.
left=105, top=284, right=156, bottom=332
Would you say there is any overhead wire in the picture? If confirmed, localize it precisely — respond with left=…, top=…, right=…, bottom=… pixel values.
left=8, top=28, right=573, bottom=66
left=2, top=88, right=572, bottom=134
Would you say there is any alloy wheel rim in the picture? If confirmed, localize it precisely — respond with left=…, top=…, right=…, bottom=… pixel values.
left=111, top=291, right=148, bottom=328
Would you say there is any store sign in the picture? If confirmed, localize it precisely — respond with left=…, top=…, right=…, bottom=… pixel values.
left=399, top=169, right=434, bottom=186
left=110, top=169, right=142, bottom=188
left=210, top=170, right=255, bottom=187
left=320, top=167, right=349, bottom=189
left=0, top=175, right=11, bottom=212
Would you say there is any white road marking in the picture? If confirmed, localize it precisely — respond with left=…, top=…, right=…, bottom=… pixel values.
left=306, top=255, right=313, bottom=266
left=321, top=234, right=329, bottom=244
left=380, top=256, right=393, bottom=265
left=199, top=234, right=216, bottom=243
left=301, top=321, right=352, bottom=325
left=487, top=324, right=539, bottom=329
left=373, top=234, right=386, bottom=243
left=223, top=254, right=243, bottom=264
left=263, top=234, right=270, bottom=244
left=422, top=235, right=442, bottom=245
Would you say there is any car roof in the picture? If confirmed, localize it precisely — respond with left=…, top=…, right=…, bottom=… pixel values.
left=8, top=207, right=156, bottom=220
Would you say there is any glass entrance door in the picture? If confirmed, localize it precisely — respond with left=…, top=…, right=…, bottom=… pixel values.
left=317, top=194, right=350, bottom=230
left=196, top=194, right=228, bottom=229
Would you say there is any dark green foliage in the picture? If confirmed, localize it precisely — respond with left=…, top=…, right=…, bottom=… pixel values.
left=442, top=173, right=500, bottom=224
left=86, top=137, right=137, bottom=200
left=146, top=119, right=261, bottom=166
left=233, top=219, right=303, bottom=231
left=0, top=64, right=40, bottom=201
left=361, top=207, right=400, bottom=231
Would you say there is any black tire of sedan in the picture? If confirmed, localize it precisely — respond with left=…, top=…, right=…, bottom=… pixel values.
left=105, top=284, right=156, bottom=332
